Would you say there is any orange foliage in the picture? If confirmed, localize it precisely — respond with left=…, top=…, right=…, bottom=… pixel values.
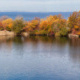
left=0, top=11, right=80, bottom=36
left=39, top=20, right=48, bottom=30
left=25, top=19, right=40, bottom=32
left=68, top=11, right=80, bottom=28
left=0, top=22, right=3, bottom=27
left=2, top=18, right=13, bottom=29
left=74, top=25, right=79, bottom=29
left=76, top=31, right=80, bottom=35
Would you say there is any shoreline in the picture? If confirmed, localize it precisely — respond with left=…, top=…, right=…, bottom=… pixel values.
left=0, top=30, right=79, bottom=38
left=0, top=11, right=80, bottom=38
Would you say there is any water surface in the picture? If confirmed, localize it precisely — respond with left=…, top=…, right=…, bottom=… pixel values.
left=0, top=36, right=80, bottom=80
left=0, top=12, right=72, bottom=20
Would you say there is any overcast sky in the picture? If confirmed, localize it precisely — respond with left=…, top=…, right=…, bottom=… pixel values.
left=0, top=0, right=80, bottom=12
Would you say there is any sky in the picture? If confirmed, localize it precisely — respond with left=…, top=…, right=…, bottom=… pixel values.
left=0, top=0, right=80, bottom=12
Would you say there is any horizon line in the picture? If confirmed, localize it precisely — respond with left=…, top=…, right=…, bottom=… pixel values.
left=0, top=11, right=73, bottom=13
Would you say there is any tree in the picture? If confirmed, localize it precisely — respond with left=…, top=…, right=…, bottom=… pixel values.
left=68, top=12, right=79, bottom=28
left=2, top=18, right=13, bottom=30
left=60, top=27, right=68, bottom=36
left=12, top=19, right=25, bottom=34
left=25, top=19, right=40, bottom=33
left=39, top=20, right=48, bottom=30
left=68, top=11, right=80, bottom=33
left=0, top=22, right=3, bottom=30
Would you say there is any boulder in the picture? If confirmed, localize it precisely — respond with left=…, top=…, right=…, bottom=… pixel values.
left=21, top=32, right=29, bottom=37
left=0, top=31, right=16, bottom=36
left=68, top=34, right=79, bottom=38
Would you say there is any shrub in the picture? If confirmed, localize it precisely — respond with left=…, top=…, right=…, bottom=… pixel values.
left=2, top=18, right=13, bottom=30
left=55, top=32, right=61, bottom=37
left=12, top=19, right=25, bottom=34
left=60, top=27, right=68, bottom=36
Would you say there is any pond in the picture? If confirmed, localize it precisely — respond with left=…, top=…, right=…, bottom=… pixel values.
left=0, top=36, right=80, bottom=80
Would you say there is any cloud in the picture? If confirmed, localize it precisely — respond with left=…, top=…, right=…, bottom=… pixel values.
left=0, top=0, right=80, bottom=12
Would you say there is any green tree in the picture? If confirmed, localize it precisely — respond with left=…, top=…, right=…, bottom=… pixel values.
left=12, top=19, right=25, bottom=34
left=60, top=27, right=68, bottom=36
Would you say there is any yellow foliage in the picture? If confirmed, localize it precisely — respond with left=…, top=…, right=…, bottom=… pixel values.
left=55, top=32, right=61, bottom=37
left=53, top=19, right=59, bottom=23
left=76, top=31, right=80, bottom=35
left=2, top=18, right=13, bottom=29
left=24, top=20, right=39, bottom=31
left=74, top=25, right=79, bottom=29
left=39, top=20, right=48, bottom=29
left=48, top=28, right=52, bottom=32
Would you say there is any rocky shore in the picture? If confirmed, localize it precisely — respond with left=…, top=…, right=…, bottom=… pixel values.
left=0, top=31, right=15, bottom=36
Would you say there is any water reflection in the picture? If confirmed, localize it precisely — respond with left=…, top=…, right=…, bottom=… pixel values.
left=0, top=36, right=80, bottom=80
left=69, top=38, right=80, bottom=63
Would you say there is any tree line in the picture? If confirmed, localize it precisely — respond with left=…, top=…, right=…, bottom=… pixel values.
left=0, top=11, right=80, bottom=36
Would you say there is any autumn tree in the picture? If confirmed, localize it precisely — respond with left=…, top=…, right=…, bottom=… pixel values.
left=2, top=18, right=13, bottom=30
left=0, top=22, right=3, bottom=30
left=68, top=12, right=80, bottom=29
left=25, top=19, right=40, bottom=34
left=12, top=18, right=25, bottom=34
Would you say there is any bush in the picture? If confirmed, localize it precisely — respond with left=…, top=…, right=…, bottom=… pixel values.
left=60, top=27, right=68, bottom=36
left=12, top=19, right=25, bottom=34
left=55, top=32, right=61, bottom=37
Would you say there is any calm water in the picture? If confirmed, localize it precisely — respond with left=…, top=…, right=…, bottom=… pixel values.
left=0, top=36, right=80, bottom=80
left=0, top=12, right=72, bottom=20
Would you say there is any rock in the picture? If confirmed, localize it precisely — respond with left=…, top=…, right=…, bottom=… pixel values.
left=68, top=34, right=79, bottom=38
left=6, top=31, right=15, bottom=36
left=0, top=31, right=16, bottom=36
left=21, top=32, right=29, bottom=37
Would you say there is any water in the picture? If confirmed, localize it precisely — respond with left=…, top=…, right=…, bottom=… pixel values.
left=0, top=12, right=72, bottom=21
left=0, top=36, right=80, bottom=80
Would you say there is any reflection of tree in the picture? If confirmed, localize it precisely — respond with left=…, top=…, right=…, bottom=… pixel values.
left=55, top=37, right=69, bottom=45
left=24, top=36, right=68, bottom=45
left=12, top=36, right=25, bottom=56
left=1, top=36, right=80, bottom=64
left=69, top=38, right=80, bottom=47
left=13, top=36, right=23, bottom=45
left=22, top=36, right=68, bottom=57
left=69, top=38, right=80, bottom=63
left=0, top=36, right=14, bottom=54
